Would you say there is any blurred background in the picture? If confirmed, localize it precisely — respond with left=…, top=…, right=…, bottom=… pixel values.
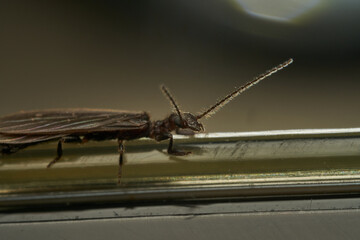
left=0, top=0, right=359, bottom=132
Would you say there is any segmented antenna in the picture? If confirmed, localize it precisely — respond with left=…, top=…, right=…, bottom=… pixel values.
left=197, top=58, right=293, bottom=119
left=161, top=85, right=183, bottom=121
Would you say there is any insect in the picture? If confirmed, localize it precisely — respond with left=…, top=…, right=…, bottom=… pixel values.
left=0, top=59, right=293, bottom=183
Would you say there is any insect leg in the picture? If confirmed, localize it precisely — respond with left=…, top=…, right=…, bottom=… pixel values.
left=117, top=139, right=125, bottom=184
left=47, top=136, right=81, bottom=168
left=0, top=144, right=27, bottom=155
left=176, top=128, right=195, bottom=136
left=47, top=140, right=63, bottom=168
left=167, top=134, right=191, bottom=156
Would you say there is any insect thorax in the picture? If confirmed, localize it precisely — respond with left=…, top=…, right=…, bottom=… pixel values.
left=149, top=117, right=176, bottom=142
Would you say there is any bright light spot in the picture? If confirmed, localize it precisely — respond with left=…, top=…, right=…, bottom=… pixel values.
left=234, top=0, right=321, bottom=22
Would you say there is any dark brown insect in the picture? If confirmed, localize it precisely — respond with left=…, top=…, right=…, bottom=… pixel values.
left=0, top=59, right=293, bottom=183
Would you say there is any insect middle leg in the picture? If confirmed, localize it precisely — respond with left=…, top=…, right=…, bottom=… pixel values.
left=47, top=136, right=82, bottom=168
left=117, top=139, right=125, bottom=184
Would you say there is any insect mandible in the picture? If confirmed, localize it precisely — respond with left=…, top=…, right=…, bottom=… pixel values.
left=0, top=59, right=293, bottom=183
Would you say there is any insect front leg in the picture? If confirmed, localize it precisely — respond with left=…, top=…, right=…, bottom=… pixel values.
left=47, top=136, right=82, bottom=168
left=117, top=139, right=125, bottom=184
left=176, top=128, right=195, bottom=136
left=167, top=133, right=191, bottom=156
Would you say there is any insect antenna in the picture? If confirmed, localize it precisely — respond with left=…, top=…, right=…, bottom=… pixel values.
left=196, top=58, right=293, bottom=119
left=161, top=85, right=184, bottom=121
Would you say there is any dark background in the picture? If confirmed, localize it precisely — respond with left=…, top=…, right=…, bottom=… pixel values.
left=0, top=0, right=359, bottom=132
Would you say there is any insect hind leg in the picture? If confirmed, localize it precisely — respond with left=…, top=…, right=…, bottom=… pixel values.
left=0, top=144, right=28, bottom=155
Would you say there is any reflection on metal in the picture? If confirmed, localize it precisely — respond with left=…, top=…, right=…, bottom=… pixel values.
left=1, top=128, right=360, bottom=208
left=233, top=0, right=321, bottom=22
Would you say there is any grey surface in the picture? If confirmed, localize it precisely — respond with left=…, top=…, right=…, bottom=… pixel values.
left=1, top=197, right=360, bottom=224
left=1, top=210, right=360, bottom=240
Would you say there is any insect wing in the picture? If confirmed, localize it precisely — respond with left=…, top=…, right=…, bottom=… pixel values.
left=0, top=133, right=65, bottom=144
left=0, top=109, right=150, bottom=135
